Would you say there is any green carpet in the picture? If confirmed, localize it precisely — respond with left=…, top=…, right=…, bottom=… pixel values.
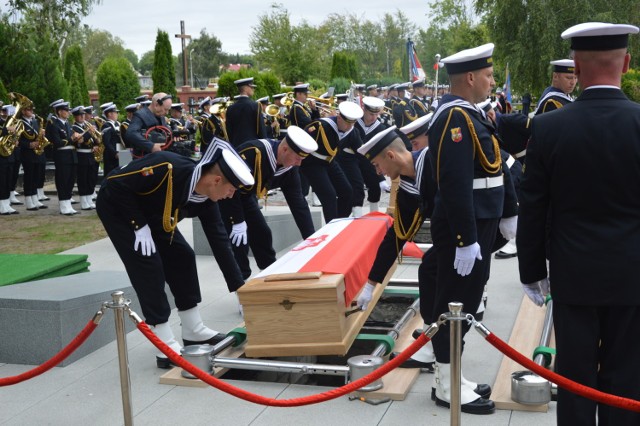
left=0, top=254, right=91, bottom=286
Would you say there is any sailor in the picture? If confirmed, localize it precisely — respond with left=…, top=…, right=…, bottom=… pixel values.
left=287, top=83, right=320, bottom=129
left=0, top=104, right=20, bottom=214
left=335, top=106, right=366, bottom=217
left=135, top=94, right=150, bottom=108
left=533, top=59, right=576, bottom=116
left=168, top=103, right=196, bottom=151
left=18, top=102, right=48, bottom=211
left=225, top=77, right=266, bottom=147
left=424, top=43, right=519, bottom=414
left=71, top=105, right=99, bottom=210
left=125, top=93, right=172, bottom=158
left=102, top=103, right=124, bottom=178
left=409, top=78, right=430, bottom=115
left=271, top=92, right=289, bottom=140
left=257, top=96, right=276, bottom=139
left=119, top=103, right=139, bottom=145
left=96, top=139, right=253, bottom=367
left=366, top=84, right=379, bottom=98
left=392, top=83, right=419, bottom=128
left=219, top=126, right=318, bottom=279
left=299, top=101, right=363, bottom=223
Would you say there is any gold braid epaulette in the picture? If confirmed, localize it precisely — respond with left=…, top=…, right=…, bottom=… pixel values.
left=393, top=187, right=423, bottom=263
left=239, top=147, right=266, bottom=199
left=107, top=162, right=179, bottom=241
left=312, top=123, right=337, bottom=160
left=436, top=107, right=501, bottom=184
left=542, top=99, right=564, bottom=113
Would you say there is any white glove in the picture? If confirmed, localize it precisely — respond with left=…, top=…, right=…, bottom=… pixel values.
left=499, top=216, right=518, bottom=240
left=229, top=221, right=248, bottom=247
left=379, top=180, right=391, bottom=193
left=133, top=225, right=156, bottom=256
left=522, top=278, right=550, bottom=307
left=453, top=242, right=482, bottom=276
left=356, top=283, right=375, bottom=311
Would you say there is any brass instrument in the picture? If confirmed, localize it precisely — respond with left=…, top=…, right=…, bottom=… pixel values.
left=265, top=104, right=281, bottom=137
left=78, top=116, right=105, bottom=162
left=33, top=115, right=51, bottom=156
left=0, top=92, right=32, bottom=157
left=307, top=95, right=337, bottom=116
left=211, top=98, right=232, bottom=117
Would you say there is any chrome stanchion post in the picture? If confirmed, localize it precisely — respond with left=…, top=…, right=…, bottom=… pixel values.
left=449, top=301, right=464, bottom=426
left=109, top=291, right=134, bottom=426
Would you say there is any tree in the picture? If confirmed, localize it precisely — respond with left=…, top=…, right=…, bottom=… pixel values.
left=123, top=49, right=139, bottom=70
left=152, top=30, right=176, bottom=96
left=79, top=29, right=127, bottom=89
left=139, top=50, right=155, bottom=75
left=178, top=29, right=223, bottom=85
left=63, top=45, right=90, bottom=106
left=96, top=57, right=140, bottom=109
left=0, top=77, right=7, bottom=102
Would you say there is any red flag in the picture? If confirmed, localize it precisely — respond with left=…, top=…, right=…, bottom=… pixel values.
left=433, top=62, right=439, bottom=70
left=402, top=241, right=424, bottom=259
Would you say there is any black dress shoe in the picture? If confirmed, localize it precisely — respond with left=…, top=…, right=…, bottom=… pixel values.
left=183, top=332, right=227, bottom=347
left=38, top=205, right=48, bottom=209
left=432, top=383, right=492, bottom=400
left=434, top=394, right=496, bottom=414
left=390, top=352, right=434, bottom=372
left=70, top=200, right=78, bottom=204
left=10, top=210, right=19, bottom=214
left=10, top=201, right=23, bottom=205
left=39, top=197, right=50, bottom=201
left=156, top=355, right=177, bottom=369
left=495, top=250, right=517, bottom=259
left=26, top=207, right=39, bottom=211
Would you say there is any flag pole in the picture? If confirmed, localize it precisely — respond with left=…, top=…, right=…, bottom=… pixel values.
left=434, top=53, right=441, bottom=101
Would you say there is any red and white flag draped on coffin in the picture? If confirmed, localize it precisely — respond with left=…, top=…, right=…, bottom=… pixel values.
left=255, top=212, right=393, bottom=306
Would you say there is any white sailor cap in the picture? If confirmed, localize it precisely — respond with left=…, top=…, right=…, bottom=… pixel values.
left=83, top=106, right=93, bottom=114
left=396, top=82, right=410, bottom=91
left=100, top=102, right=114, bottom=110
left=272, top=93, right=287, bottom=100
left=399, top=113, right=433, bottom=140
left=562, top=22, right=639, bottom=51
left=54, top=101, right=70, bottom=111
left=218, top=148, right=255, bottom=188
left=338, top=101, right=363, bottom=122
left=1, top=104, right=10, bottom=111
left=170, top=103, right=184, bottom=111
left=362, top=96, right=385, bottom=113
left=125, top=103, right=139, bottom=112
left=102, top=103, right=118, bottom=113
left=140, top=100, right=152, bottom=106
left=477, top=98, right=499, bottom=113
left=211, top=97, right=227, bottom=104
left=550, top=59, right=575, bottom=73
left=355, top=83, right=366, bottom=90
left=357, top=126, right=401, bottom=159
left=234, top=77, right=256, bottom=88
left=292, top=83, right=311, bottom=93
left=135, top=95, right=149, bottom=103
left=257, top=96, right=269, bottom=104
left=284, top=126, right=318, bottom=158
left=49, top=99, right=64, bottom=108
left=198, top=97, right=211, bottom=108
left=441, top=43, right=494, bottom=74
left=412, top=78, right=426, bottom=88
left=366, top=84, right=378, bottom=91
left=335, top=93, right=348, bottom=101
left=70, top=106, right=85, bottom=116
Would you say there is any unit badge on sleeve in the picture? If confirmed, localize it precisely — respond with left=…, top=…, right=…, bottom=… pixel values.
left=451, top=127, right=463, bottom=143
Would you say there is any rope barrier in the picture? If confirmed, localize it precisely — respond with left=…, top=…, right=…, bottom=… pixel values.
left=484, top=330, right=640, bottom=412
left=137, top=321, right=429, bottom=407
left=0, top=320, right=98, bottom=387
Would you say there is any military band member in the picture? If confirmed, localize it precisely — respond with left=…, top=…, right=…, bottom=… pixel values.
left=299, top=101, right=363, bottom=223
left=18, top=104, right=48, bottom=211
left=45, top=101, right=79, bottom=215
left=102, top=103, right=124, bottom=178
left=271, top=92, right=288, bottom=140
left=518, top=23, right=640, bottom=425
left=0, top=104, right=20, bottom=215
left=424, top=43, right=519, bottom=414
left=125, top=92, right=173, bottom=157
left=533, top=59, right=577, bottom=116
left=71, top=105, right=99, bottom=210
left=219, top=127, right=318, bottom=278
left=119, top=103, right=139, bottom=146
left=287, top=83, right=320, bottom=129
left=335, top=111, right=365, bottom=217
left=392, top=82, right=419, bottom=128
left=410, top=78, right=430, bottom=115
left=135, top=94, right=150, bottom=108
left=366, top=84, right=379, bottom=98
left=168, top=103, right=196, bottom=142
left=96, top=140, right=253, bottom=367
left=225, top=77, right=266, bottom=147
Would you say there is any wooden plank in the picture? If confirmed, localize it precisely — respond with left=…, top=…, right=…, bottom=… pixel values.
left=263, top=271, right=323, bottom=282
left=353, top=367, right=421, bottom=401
left=491, top=296, right=553, bottom=412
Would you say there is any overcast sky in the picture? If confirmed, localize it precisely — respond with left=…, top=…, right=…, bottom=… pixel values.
left=81, top=1, right=431, bottom=58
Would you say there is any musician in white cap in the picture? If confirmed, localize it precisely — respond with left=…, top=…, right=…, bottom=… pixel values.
left=71, top=105, right=100, bottom=211
left=119, top=103, right=139, bottom=145
left=299, top=101, right=363, bottom=223
left=287, top=83, right=319, bottom=129
left=219, top=126, right=318, bottom=279
left=225, top=77, right=266, bottom=147
left=533, top=59, right=577, bottom=116
left=518, top=22, right=640, bottom=425
left=425, top=42, right=519, bottom=414
left=96, top=140, right=253, bottom=368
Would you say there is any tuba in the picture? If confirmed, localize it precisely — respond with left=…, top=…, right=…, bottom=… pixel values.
left=89, top=116, right=105, bottom=162
left=33, top=115, right=52, bottom=156
left=0, top=92, right=32, bottom=157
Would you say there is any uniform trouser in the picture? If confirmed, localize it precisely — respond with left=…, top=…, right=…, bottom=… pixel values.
left=0, top=161, right=12, bottom=199
left=358, top=155, right=382, bottom=203
left=10, top=147, right=20, bottom=191
left=300, top=159, right=353, bottom=223
left=77, top=155, right=97, bottom=196
left=103, top=158, right=119, bottom=181
left=418, top=245, right=438, bottom=324
left=219, top=194, right=276, bottom=280
left=96, top=192, right=202, bottom=325
left=54, top=161, right=76, bottom=200
left=430, top=217, right=498, bottom=363
left=21, top=158, right=38, bottom=196
left=554, top=303, right=640, bottom=426
left=335, top=152, right=364, bottom=207
left=36, top=162, right=46, bottom=189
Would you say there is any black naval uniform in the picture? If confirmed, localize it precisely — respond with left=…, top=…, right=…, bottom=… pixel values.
left=0, top=120, right=17, bottom=205
left=334, top=126, right=364, bottom=209
left=220, top=138, right=315, bottom=278
left=300, top=118, right=354, bottom=223
left=517, top=87, right=640, bottom=425
left=45, top=115, right=77, bottom=201
left=225, top=95, right=266, bottom=148
left=199, top=112, right=228, bottom=154
left=288, top=100, right=319, bottom=129
left=96, top=151, right=244, bottom=324
left=392, top=97, right=419, bottom=128
left=125, top=106, right=169, bottom=158
left=533, top=86, right=573, bottom=116
left=72, top=121, right=98, bottom=201
left=119, top=118, right=131, bottom=147
left=426, top=95, right=518, bottom=362
left=18, top=116, right=45, bottom=201
left=495, top=112, right=531, bottom=165
left=355, top=118, right=388, bottom=205
left=409, top=95, right=430, bottom=117
left=102, top=119, right=122, bottom=178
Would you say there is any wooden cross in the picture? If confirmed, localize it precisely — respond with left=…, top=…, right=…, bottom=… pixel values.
left=175, top=21, right=191, bottom=86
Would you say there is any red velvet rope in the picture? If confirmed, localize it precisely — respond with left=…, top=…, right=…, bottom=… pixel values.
left=0, top=320, right=98, bottom=387
left=486, top=332, right=640, bottom=412
left=138, top=321, right=428, bottom=407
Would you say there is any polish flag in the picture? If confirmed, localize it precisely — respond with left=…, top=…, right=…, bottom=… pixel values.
left=256, top=213, right=393, bottom=305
